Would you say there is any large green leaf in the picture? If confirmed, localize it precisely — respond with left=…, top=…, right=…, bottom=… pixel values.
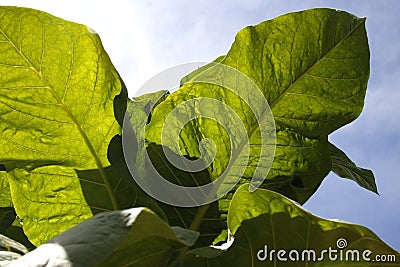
left=141, top=12, right=371, bottom=250
left=146, top=8, right=370, bottom=206
left=9, top=207, right=199, bottom=267
left=329, top=142, right=378, bottom=194
left=0, top=7, right=133, bottom=245
left=182, top=184, right=399, bottom=266
left=98, top=208, right=198, bottom=267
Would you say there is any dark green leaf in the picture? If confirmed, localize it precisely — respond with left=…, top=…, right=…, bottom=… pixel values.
left=330, top=142, right=378, bottom=194
left=98, top=209, right=199, bottom=267
left=11, top=208, right=198, bottom=267
left=0, top=208, right=35, bottom=252
left=108, top=91, right=226, bottom=247
left=0, top=207, right=15, bottom=233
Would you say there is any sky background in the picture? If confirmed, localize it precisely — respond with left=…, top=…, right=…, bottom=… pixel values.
left=1, top=0, right=399, bottom=250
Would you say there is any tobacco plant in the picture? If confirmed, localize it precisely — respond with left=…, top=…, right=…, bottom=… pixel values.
left=0, top=6, right=398, bottom=266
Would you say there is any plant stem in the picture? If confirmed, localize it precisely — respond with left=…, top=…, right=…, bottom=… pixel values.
left=189, top=203, right=211, bottom=231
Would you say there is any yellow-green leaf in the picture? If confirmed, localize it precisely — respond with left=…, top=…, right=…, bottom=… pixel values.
left=146, top=8, right=370, bottom=204
left=0, top=7, right=130, bottom=245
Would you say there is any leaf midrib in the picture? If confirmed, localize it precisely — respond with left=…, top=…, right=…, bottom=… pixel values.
left=268, top=19, right=365, bottom=111
left=226, top=18, right=365, bottom=179
left=191, top=18, right=365, bottom=231
left=0, top=26, right=119, bottom=210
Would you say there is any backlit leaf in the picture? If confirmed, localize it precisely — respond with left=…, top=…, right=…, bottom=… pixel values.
left=146, top=8, right=370, bottom=205
left=0, top=7, right=132, bottom=245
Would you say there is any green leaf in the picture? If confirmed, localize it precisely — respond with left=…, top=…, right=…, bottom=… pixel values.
left=0, top=172, right=12, bottom=207
left=10, top=207, right=199, bottom=267
left=0, top=208, right=15, bottom=233
left=107, top=91, right=172, bottom=222
left=146, top=8, right=370, bottom=204
left=108, top=91, right=226, bottom=247
left=0, top=7, right=132, bottom=245
left=329, top=142, right=378, bottom=194
left=182, top=184, right=399, bottom=266
left=146, top=144, right=226, bottom=246
left=179, top=55, right=225, bottom=86
left=98, top=208, right=199, bottom=267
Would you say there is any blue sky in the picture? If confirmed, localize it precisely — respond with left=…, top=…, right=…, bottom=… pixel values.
left=1, top=0, right=399, bottom=250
